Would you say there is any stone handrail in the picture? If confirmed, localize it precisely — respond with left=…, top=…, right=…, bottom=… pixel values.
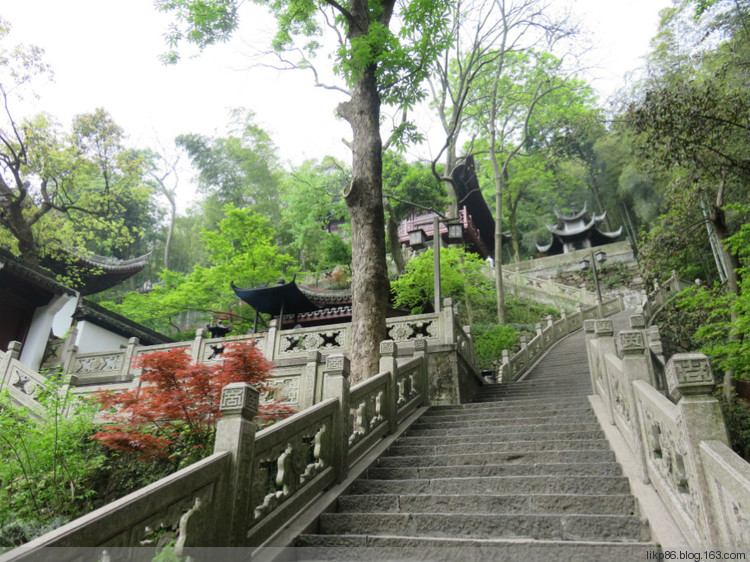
left=642, top=272, right=693, bottom=325
left=585, top=315, right=749, bottom=548
left=1, top=451, right=233, bottom=560
left=0, top=342, right=48, bottom=415
left=499, top=296, right=624, bottom=383
left=501, top=268, right=600, bottom=309
left=2, top=300, right=468, bottom=409
left=1, top=340, right=428, bottom=559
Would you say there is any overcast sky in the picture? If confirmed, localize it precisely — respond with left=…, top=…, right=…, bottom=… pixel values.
left=2, top=0, right=671, bottom=206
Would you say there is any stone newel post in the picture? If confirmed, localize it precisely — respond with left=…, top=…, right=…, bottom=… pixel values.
left=379, top=341, right=399, bottom=434
left=213, top=382, right=260, bottom=546
left=323, top=354, right=351, bottom=482
left=666, top=354, right=730, bottom=545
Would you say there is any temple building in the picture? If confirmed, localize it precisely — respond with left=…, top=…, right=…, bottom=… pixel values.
left=397, top=156, right=510, bottom=260
left=536, top=203, right=622, bottom=257
left=0, top=248, right=171, bottom=370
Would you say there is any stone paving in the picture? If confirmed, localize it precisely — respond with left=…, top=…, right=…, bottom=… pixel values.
left=295, top=324, right=661, bottom=560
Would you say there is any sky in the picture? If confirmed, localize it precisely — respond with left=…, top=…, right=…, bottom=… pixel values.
left=1, top=0, right=671, bottom=207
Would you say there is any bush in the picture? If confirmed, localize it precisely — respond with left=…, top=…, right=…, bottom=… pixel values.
left=472, top=324, right=518, bottom=371
left=0, top=376, right=105, bottom=542
left=91, top=342, right=294, bottom=466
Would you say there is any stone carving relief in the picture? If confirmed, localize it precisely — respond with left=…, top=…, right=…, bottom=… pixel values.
left=262, top=376, right=300, bottom=404
left=665, top=354, right=714, bottom=401
left=74, top=353, right=124, bottom=375
left=282, top=330, right=344, bottom=353
left=387, top=320, right=438, bottom=342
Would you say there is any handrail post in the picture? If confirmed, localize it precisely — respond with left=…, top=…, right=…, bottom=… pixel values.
left=379, top=341, right=399, bottom=434
left=324, top=354, right=351, bottom=483
left=413, top=338, right=428, bottom=405
left=213, top=382, right=260, bottom=546
left=593, top=320, right=616, bottom=424
left=617, top=329, right=651, bottom=483
left=665, top=354, right=730, bottom=545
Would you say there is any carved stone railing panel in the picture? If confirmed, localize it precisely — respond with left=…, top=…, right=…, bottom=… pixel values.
left=396, top=356, right=423, bottom=422
left=4, top=452, right=231, bottom=558
left=198, top=334, right=267, bottom=363
left=4, top=358, right=47, bottom=414
left=700, top=440, right=750, bottom=549
left=348, top=372, right=389, bottom=457
left=276, top=325, right=349, bottom=359
left=633, top=381, right=704, bottom=544
left=248, top=399, right=337, bottom=536
left=387, top=316, right=441, bottom=344
left=69, top=350, right=127, bottom=384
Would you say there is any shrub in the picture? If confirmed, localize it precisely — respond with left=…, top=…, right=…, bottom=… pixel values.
left=91, top=342, right=294, bottom=467
left=472, top=324, right=518, bottom=371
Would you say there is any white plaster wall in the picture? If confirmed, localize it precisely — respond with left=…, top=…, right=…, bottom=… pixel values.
left=52, top=296, right=79, bottom=337
left=75, top=321, right=129, bottom=354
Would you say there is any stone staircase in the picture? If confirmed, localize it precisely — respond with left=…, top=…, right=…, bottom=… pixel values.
left=295, top=329, right=660, bottom=560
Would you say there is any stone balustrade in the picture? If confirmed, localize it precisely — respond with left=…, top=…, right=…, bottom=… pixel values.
left=0, top=340, right=429, bottom=559
left=0, top=299, right=477, bottom=414
left=586, top=314, right=750, bottom=548
left=499, top=295, right=624, bottom=383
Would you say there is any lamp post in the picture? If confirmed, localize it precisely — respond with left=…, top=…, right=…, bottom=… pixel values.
left=580, top=250, right=606, bottom=315
left=431, top=215, right=464, bottom=313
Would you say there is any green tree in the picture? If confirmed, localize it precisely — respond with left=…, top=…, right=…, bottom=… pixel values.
left=279, top=157, right=350, bottom=273
left=102, top=204, right=295, bottom=334
left=177, top=109, right=283, bottom=226
left=157, top=0, right=454, bottom=382
left=391, top=246, right=495, bottom=325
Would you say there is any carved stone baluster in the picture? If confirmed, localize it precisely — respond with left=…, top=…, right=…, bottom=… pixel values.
left=665, top=353, right=730, bottom=546
left=379, top=340, right=399, bottom=434
left=213, top=382, right=259, bottom=546
left=323, top=354, right=350, bottom=482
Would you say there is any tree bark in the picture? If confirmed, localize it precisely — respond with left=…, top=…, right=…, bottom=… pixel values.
left=338, top=66, right=390, bottom=384
left=384, top=199, right=406, bottom=275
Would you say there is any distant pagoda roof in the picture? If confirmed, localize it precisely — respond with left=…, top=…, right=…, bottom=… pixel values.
left=536, top=202, right=622, bottom=256
left=40, top=249, right=152, bottom=295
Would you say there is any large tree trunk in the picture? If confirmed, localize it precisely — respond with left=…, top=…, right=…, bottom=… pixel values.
left=338, top=67, right=390, bottom=384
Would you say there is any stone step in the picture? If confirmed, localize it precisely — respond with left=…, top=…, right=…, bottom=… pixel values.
left=386, top=439, right=610, bottom=457
left=426, top=396, right=589, bottom=414
left=418, top=404, right=594, bottom=422
left=376, top=449, right=617, bottom=468
left=412, top=414, right=595, bottom=430
left=316, top=512, right=647, bottom=542
left=395, top=430, right=606, bottom=446
left=351, top=475, right=632, bottom=496
left=471, top=393, right=590, bottom=401
left=364, top=461, right=626, bottom=480
left=406, top=420, right=601, bottom=434
left=336, top=493, right=637, bottom=515
left=294, top=535, right=659, bottom=561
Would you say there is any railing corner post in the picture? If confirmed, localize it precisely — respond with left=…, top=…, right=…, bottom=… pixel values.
left=324, top=354, right=351, bottom=482
left=213, top=382, right=260, bottom=546
left=666, top=353, right=730, bottom=545
left=413, top=338, right=429, bottom=405
left=380, top=341, right=399, bottom=433
left=192, top=328, right=206, bottom=362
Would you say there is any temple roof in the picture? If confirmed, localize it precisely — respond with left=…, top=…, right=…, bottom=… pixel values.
left=73, top=300, right=174, bottom=345
left=40, top=249, right=152, bottom=295
left=232, top=277, right=320, bottom=316
left=536, top=204, right=622, bottom=255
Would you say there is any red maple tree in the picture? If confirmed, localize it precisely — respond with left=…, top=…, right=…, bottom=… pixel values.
left=91, top=342, right=294, bottom=464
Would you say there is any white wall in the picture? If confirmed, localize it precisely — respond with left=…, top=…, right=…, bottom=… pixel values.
left=75, top=321, right=130, bottom=354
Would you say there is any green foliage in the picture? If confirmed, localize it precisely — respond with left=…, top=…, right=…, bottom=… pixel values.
left=472, top=324, right=517, bottom=371
left=390, top=246, right=494, bottom=324
left=0, top=375, right=105, bottom=542
left=720, top=395, right=750, bottom=461
left=101, top=204, right=295, bottom=334
left=279, top=157, right=350, bottom=271
left=503, top=295, right=559, bottom=327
